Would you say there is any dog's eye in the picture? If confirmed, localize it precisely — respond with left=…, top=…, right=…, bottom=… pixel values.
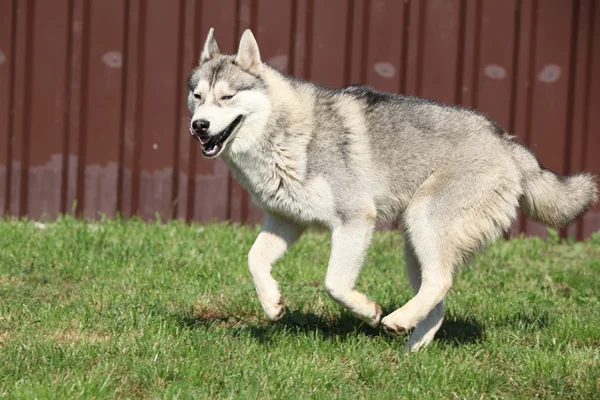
left=221, top=94, right=234, bottom=101
left=193, top=93, right=201, bottom=100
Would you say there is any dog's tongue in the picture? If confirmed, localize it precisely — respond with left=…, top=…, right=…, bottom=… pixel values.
left=189, top=127, right=211, bottom=145
left=203, top=143, right=221, bottom=157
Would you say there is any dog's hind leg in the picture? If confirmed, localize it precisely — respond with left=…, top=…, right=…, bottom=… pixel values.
left=324, top=215, right=382, bottom=327
left=403, top=240, right=444, bottom=351
left=248, top=213, right=302, bottom=321
left=381, top=199, right=453, bottom=336
left=382, top=162, right=520, bottom=340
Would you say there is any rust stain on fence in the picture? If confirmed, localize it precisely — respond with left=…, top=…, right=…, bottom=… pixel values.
left=0, top=0, right=598, bottom=239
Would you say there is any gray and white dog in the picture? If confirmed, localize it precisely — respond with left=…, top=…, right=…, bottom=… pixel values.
left=187, top=28, right=597, bottom=350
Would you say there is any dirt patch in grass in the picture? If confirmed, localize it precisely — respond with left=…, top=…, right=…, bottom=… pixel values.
left=47, top=329, right=112, bottom=344
left=0, top=275, right=25, bottom=285
left=0, top=328, right=110, bottom=347
left=192, top=300, right=258, bottom=328
left=115, top=379, right=149, bottom=400
left=0, top=331, right=11, bottom=347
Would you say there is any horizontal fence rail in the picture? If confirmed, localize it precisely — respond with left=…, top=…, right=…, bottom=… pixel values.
left=0, top=0, right=598, bottom=238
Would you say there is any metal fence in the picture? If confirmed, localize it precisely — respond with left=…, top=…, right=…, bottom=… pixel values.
left=0, top=0, right=598, bottom=238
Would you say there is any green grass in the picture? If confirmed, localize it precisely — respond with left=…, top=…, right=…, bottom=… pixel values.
left=0, top=217, right=599, bottom=399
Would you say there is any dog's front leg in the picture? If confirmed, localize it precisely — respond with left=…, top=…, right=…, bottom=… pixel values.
left=248, top=213, right=302, bottom=321
left=324, top=217, right=382, bottom=327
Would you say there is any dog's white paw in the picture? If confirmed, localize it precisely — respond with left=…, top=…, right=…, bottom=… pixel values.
left=255, top=285, right=286, bottom=321
left=355, top=302, right=382, bottom=328
left=263, top=300, right=286, bottom=321
left=257, top=292, right=286, bottom=321
left=381, top=310, right=417, bottom=335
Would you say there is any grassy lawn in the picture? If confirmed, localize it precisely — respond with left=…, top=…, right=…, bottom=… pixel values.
left=0, top=217, right=599, bottom=399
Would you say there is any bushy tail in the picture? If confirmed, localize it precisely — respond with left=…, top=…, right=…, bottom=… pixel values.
left=508, top=141, right=598, bottom=227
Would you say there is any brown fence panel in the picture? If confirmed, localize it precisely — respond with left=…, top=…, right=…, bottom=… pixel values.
left=79, top=0, right=126, bottom=219
left=523, top=1, right=575, bottom=238
left=577, top=0, right=600, bottom=238
left=420, top=0, right=463, bottom=104
left=134, top=0, right=180, bottom=220
left=118, top=0, right=141, bottom=218
left=6, top=0, right=33, bottom=217
left=363, top=0, right=407, bottom=93
left=0, top=0, right=15, bottom=215
left=0, top=0, right=598, bottom=239
left=27, top=0, right=72, bottom=220
left=64, top=0, right=84, bottom=216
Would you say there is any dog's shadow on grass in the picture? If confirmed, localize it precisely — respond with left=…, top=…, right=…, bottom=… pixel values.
left=435, top=313, right=486, bottom=346
left=176, top=304, right=487, bottom=346
left=232, top=309, right=383, bottom=344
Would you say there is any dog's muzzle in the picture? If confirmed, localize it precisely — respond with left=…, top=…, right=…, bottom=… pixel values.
left=191, top=115, right=243, bottom=158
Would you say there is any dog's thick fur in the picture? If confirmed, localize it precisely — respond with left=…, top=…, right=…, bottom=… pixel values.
left=187, top=28, right=598, bottom=351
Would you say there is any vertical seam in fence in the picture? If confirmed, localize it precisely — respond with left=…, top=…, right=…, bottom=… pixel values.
left=288, top=0, right=297, bottom=75
left=509, top=0, right=522, bottom=134
left=415, top=0, right=426, bottom=96
left=508, top=0, right=522, bottom=239
left=171, top=0, right=186, bottom=219
left=359, top=0, right=369, bottom=83
left=76, top=0, right=91, bottom=217
left=5, top=0, right=18, bottom=214
left=117, top=0, right=131, bottom=216
left=455, top=0, right=467, bottom=105
left=61, top=0, right=75, bottom=214
left=577, top=0, right=595, bottom=239
left=471, top=0, right=482, bottom=109
left=303, top=0, right=314, bottom=80
left=234, top=0, right=241, bottom=50
left=563, top=0, right=580, bottom=179
left=399, top=0, right=410, bottom=94
left=562, top=0, right=581, bottom=238
left=343, top=0, right=354, bottom=86
left=131, top=0, right=147, bottom=216
left=20, top=0, right=36, bottom=217
left=523, top=0, right=538, bottom=150
left=250, top=0, right=258, bottom=32
left=520, top=0, right=539, bottom=235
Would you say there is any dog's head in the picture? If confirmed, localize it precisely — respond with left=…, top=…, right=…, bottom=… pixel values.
left=187, top=28, right=269, bottom=159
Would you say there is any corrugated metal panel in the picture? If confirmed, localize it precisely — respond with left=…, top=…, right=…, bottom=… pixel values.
left=0, top=0, right=598, bottom=239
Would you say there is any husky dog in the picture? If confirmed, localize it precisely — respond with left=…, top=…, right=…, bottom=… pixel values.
left=187, top=28, right=597, bottom=351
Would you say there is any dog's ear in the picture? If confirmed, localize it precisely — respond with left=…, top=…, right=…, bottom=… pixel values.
left=235, top=29, right=262, bottom=74
left=200, top=27, right=220, bottom=63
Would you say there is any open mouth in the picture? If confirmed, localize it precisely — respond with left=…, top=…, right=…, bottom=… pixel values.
left=199, top=116, right=243, bottom=158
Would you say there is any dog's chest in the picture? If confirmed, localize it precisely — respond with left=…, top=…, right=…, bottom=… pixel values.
left=224, top=151, right=336, bottom=225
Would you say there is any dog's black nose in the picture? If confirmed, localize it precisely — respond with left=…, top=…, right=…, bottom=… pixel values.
left=192, top=119, right=210, bottom=134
